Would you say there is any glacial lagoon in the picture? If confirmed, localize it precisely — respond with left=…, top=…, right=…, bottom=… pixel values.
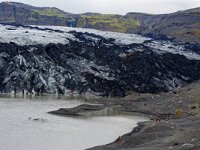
left=0, top=96, right=147, bottom=150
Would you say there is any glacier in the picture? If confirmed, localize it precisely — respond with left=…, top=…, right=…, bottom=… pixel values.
left=0, top=24, right=200, bottom=96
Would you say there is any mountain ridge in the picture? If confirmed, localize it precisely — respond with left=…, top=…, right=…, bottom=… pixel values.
left=0, top=2, right=199, bottom=44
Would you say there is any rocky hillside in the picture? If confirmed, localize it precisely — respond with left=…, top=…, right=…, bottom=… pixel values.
left=0, top=24, right=200, bottom=96
left=136, top=8, right=200, bottom=43
left=0, top=2, right=199, bottom=44
left=0, top=2, right=74, bottom=26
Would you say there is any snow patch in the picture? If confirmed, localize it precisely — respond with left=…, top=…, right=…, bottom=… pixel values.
left=34, top=25, right=151, bottom=45
left=146, top=41, right=200, bottom=60
left=0, top=24, right=75, bottom=46
left=0, top=24, right=200, bottom=60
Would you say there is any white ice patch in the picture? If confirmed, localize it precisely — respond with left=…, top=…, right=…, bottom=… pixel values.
left=16, top=54, right=27, bottom=66
left=0, top=24, right=75, bottom=46
left=1, top=24, right=147, bottom=45
left=146, top=41, right=200, bottom=60
left=35, top=25, right=151, bottom=45
left=36, top=26, right=200, bottom=60
left=0, top=24, right=200, bottom=60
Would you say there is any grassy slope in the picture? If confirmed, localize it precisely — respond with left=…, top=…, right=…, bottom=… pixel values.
left=28, top=8, right=72, bottom=24
left=77, top=14, right=140, bottom=32
left=32, top=8, right=66, bottom=18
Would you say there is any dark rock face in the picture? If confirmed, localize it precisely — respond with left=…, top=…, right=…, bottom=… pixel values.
left=0, top=25, right=200, bottom=97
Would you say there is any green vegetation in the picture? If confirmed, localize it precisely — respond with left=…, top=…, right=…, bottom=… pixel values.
left=171, top=28, right=200, bottom=43
left=28, top=17, right=37, bottom=22
left=190, top=29, right=200, bottom=36
left=3, top=19, right=16, bottom=23
left=77, top=14, right=140, bottom=33
left=173, top=29, right=200, bottom=36
left=187, top=8, right=200, bottom=13
left=32, top=8, right=66, bottom=18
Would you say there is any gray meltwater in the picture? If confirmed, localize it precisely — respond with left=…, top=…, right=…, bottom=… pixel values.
left=0, top=96, right=147, bottom=150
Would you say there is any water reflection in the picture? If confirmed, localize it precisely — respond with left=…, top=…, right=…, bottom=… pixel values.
left=0, top=93, right=86, bottom=101
left=81, top=107, right=135, bottom=117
